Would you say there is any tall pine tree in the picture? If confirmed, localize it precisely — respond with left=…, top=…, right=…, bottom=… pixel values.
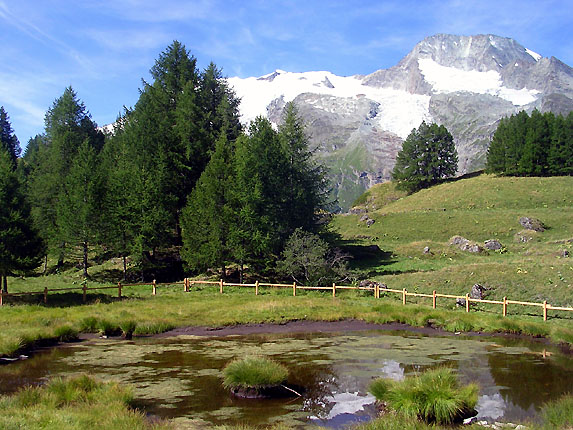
left=0, top=107, right=21, bottom=167
left=0, top=149, right=45, bottom=292
left=28, top=87, right=104, bottom=268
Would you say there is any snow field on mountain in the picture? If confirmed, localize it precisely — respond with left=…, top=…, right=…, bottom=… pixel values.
left=228, top=70, right=431, bottom=139
left=417, top=58, right=540, bottom=106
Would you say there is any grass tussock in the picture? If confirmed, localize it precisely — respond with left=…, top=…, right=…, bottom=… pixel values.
left=0, top=375, right=171, bottom=430
left=223, top=356, right=288, bottom=389
left=540, top=394, right=573, bottom=430
left=369, top=367, right=478, bottom=424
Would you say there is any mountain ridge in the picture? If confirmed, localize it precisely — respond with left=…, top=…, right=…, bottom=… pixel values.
left=230, top=33, right=573, bottom=210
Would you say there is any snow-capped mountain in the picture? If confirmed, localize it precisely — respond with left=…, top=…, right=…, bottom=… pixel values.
left=228, top=34, right=573, bottom=210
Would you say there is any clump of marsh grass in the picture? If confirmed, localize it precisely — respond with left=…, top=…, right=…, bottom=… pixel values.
left=53, top=325, right=79, bottom=342
left=223, top=356, right=288, bottom=390
left=0, top=375, right=172, bottom=430
left=97, top=319, right=120, bottom=337
left=540, top=394, right=573, bottom=429
left=119, top=320, right=137, bottom=340
left=369, top=367, right=478, bottom=424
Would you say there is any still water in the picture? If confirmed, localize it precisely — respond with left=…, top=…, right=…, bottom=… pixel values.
left=0, top=329, right=571, bottom=428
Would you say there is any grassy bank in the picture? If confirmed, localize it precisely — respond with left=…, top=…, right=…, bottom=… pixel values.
left=1, top=278, right=572, bottom=358
left=0, top=375, right=170, bottom=430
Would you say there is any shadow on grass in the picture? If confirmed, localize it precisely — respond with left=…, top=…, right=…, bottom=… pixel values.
left=339, top=240, right=398, bottom=277
left=2, top=292, right=143, bottom=308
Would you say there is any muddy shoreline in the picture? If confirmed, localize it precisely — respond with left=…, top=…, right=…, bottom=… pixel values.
left=154, top=319, right=571, bottom=354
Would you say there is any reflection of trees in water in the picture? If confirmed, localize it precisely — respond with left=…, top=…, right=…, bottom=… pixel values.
left=288, top=355, right=337, bottom=419
left=487, top=351, right=572, bottom=410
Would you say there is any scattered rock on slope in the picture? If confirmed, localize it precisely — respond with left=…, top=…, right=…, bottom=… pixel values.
left=519, top=216, right=545, bottom=232
left=449, top=236, right=485, bottom=253
left=484, top=239, right=503, bottom=250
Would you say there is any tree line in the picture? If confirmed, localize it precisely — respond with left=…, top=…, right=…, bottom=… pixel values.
left=0, top=41, right=329, bottom=289
left=486, top=109, right=573, bottom=176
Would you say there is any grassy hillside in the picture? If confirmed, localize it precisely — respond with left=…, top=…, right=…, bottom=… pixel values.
left=333, top=174, right=573, bottom=317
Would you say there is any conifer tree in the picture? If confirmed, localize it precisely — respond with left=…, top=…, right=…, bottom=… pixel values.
left=519, top=109, right=551, bottom=175
left=181, top=132, right=236, bottom=279
left=28, top=87, right=104, bottom=267
left=0, top=106, right=21, bottom=167
left=392, top=121, right=458, bottom=193
left=57, top=141, right=105, bottom=278
left=278, top=102, right=329, bottom=235
left=0, top=149, right=45, bottom=292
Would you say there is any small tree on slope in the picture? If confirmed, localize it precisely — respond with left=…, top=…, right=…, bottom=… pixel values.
left=392, top=121, right=458, bottom=193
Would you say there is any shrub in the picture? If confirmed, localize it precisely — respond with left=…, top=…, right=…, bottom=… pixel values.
left=223, top=356, right=288, bottom=389
left=369, top=367, right=478, bottom=424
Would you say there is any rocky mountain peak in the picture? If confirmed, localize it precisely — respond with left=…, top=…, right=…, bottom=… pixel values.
left=227, top=33, right=573, bottom=210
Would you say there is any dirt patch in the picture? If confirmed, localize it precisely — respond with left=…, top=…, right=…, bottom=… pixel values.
left=158, top=319, right=454, bottom=337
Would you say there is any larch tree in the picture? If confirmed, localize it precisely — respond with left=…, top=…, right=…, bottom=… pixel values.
left=0, top=106, right=21, bottom=167
left=0, top=149, right=45, bottom=292
left=28, top=87, right=104, bottom=268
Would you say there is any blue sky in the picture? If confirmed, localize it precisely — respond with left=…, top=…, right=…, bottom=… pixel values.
left=1, top=0, right=572, bottom=147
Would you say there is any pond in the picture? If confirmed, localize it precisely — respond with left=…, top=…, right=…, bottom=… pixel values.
left=0, top=328, right=571, bottom=428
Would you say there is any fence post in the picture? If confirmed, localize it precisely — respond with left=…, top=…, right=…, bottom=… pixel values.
left=402, top=288, right=407, bottom=305
left=152, top=280, right=157, bottom=296
left=0, top=290, right=3, bottom=306
left=432, top=290, right=436, bottom=309
left=44, top=287, right=48, bottom=304
left=543, top=300, right=548, bottom=321
left=332, top=283, right=336, bottom=298
left=465, top=294, right=470, bottom=313
left=219, top=279, right=223, bottom=294
left=255, top=280, right=259, bottom=296
left=184, top=278, right=189, bottom=292
left=118, top=282, right=122, bottom=298
left=293, top=282, right=297, bottom=297
left=502, top=296, right=507, bottom=317
left=82, top=284, right=87, bottom=303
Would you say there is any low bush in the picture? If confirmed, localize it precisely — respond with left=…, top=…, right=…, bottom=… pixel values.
left=369, top=367, right=478, bottom=424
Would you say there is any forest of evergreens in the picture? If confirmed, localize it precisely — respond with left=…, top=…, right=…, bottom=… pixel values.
left=0, top=41, right=329, bottom=288
left=486, top=109, right=573, bottom=176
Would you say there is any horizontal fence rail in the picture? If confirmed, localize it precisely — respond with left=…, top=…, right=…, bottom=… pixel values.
left=1, top=278, right=571, bottom=321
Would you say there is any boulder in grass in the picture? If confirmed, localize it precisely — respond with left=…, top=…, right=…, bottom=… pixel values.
left=519, top=217, right=545, bottom=232
left=484, top=239, right=503, bottom=250
left=449, top=236, right=485, bottom=253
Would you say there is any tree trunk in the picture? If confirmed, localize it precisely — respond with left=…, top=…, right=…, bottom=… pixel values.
left=221, top=264, right=226, bottom=282
left=1, top=273, right=7, bottom=294
left=122, top=255, right=127, bottom=281
left=82, top=240, right=89, bottom=278
left=57, top=241, right=66, bottom=268
left=43, top=254, right=48, bottom=275
left=240, top=262, right=244, bottom=284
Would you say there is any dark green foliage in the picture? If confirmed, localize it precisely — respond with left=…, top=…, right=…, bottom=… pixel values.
left=181, top=132, right=236, bottom=277
left=0, top=106, right=21, bottom=166
left=0, top=150, right=45, bottom=292
left=392, top=122, right=458, bottom=193
left=487, top=109, right=573, bottom=176
left=28, top=87, right=104, bottom=269
left=278, top=102, right=329, bottom=233
left=57, top=141, right=105, bottom=278
left=108, top=41, right=242, bottom=278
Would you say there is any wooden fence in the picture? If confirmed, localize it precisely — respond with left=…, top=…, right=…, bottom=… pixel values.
left=1, top=278, right=571, bottom=321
